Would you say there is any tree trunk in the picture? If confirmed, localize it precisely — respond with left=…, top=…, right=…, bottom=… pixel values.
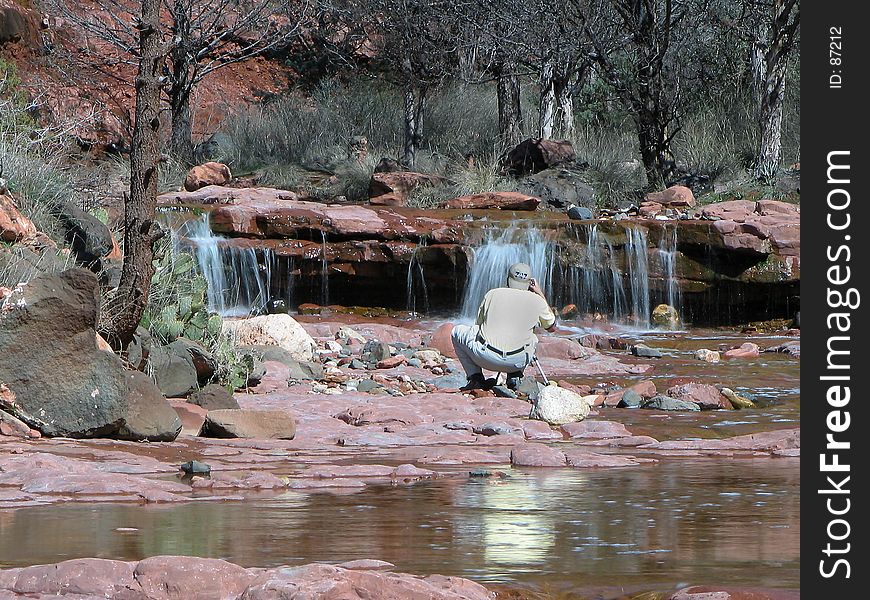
left=555, top=78, right=574, bottom=139
left=756, top=62, right=785, bottom=180
left=496, top=62, right=523, bottom=147
left=635, top=107, right=667, bottom=191
left=402, top=82, right=426, bottom=169
left=539, top=59, right=556, bottom=139
left=169, top=84, right=195, bottom=164
left=100, top=0, right=164, bottom=348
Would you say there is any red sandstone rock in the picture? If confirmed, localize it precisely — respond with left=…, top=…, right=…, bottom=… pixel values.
left=510, top=442, right=567, bottom=467
left=184, top=162, right=232, bottom=192
left=564, top=449, right=652, bottom=468
left=561, top=420, right=632, bottom=439
left=444, top=191, right=541, bottom=211
left=199, top=409, right=296, bottom=439
left=639, top=201, right=664, bottom=218
left=430, top=322, right=458, bottom=358
left=368, top=172, right=449, bottom=206
left=536, top=336, right=596, bottom=360
left=376, top=354, right=407, bottom=369
left=134, top=556, right=255, bottom=598
left=0, top=194, right=37, bottom=243
left=643, top=428, right=799, bottom=453
left=645, top=185, right=696, bottom=208
left=521, top=419, right=563, bottom=440
left=666, top=383, right=732, bottom=410
left=724, top=342, right=760, bottom=359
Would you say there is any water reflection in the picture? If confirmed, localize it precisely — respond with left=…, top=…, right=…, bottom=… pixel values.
left=0, top=460, right=799, bottom=593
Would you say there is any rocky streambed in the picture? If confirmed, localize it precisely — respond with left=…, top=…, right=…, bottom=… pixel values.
left=1, top=311, right=799, bottom=599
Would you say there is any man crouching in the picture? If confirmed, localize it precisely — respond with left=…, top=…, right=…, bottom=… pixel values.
left=451, top=262, right=556, bottom=391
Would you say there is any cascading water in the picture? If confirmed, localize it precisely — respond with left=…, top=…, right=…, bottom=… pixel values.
left=174, top=214, right=282, bottom=317
left=406, top=241, right=430, bottom=314
left=319, top=231, right=330, bottom=306
left=624, top=227, right=650, bottom=327
left=658, top=225, right=681, bottom=313
left=459, top=226, right=554, bottom=320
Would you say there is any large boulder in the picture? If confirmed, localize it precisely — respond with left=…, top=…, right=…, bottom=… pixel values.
left=0, top=1, right=42, bottom=50
left=517, top=164, right=596, bottom=210
left=651, top=304, right=680, bottom=329
left=0, top=269, right=179, bottom=440
left=368, top=172, right=449, bottom=206
left=644, top=185, right=696, bottom=208
left=146, top=337, right=218, bottom=398
left=199, top=409, right=296, bottom=439
left=443, top=192, right=540, bottom=211
left=184, top=162, right=232, bottom=192
left=222, top=314, right=316, bottom=362
left=52, top=202, right=117, bottom=266
left=115, top=372, right=182, bottom=441
left=502, top=138, right=576, bottom=176
left=0, top=194, right=37, bottom=243
left=529, top=384, right=593, bottom=425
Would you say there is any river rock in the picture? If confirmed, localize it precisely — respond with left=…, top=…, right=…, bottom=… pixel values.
left=566, top=205, right=594, bottom=220
left=616, top=389, right=644, bottom=408
left=222, top=314, right=316, bottom=361
left=724, top=342, right=760, bottom=359
left=199, top=409, right=296, bottom=439
left=720, top=387, right=756, bottom=409
left=183, top=162, right=232, bottom=192
left=115, top=371, right=183, bottom=441
left=0, top=269, right=178, bottom=440
left=651, top=304, right=680, bottom=329
left=536, top=336, right=595, bottom=360
left=510, top=442, right=567, bottom=467
left=642, top=395, right=701, bottom=411
left=429, top=322, right=458, bottom=358
left=529, top=384, right=592, bottom=425
left=0, top=408, right=34, bottom=438
left=631, top=344, right=662, bottom=358
left=502, top=138, right=575, bottom=176
left=667, top=383, right=732, bottom=410
left=444, top=191, right=540, bottom=211
left=695, top=349, right=721, bottom=363
left=188, top=383, right=239, bottom=410
left=52, top=201, right=117, bottom=266
left=148, top=344, right=199, bottom=398
left=561, top=420, right=632, bottom=439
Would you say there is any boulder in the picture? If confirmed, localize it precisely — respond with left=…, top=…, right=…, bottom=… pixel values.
left=0, top=269, right=179, bottom=440
left=0, top=1, right=42, bottom=50
left=222, top=314, right=316, bottom=361
left=368, top=172, right=449, bottom=206
left=536, top=336, right=595, bottom=360
left=52, top=202, right=117, bottom=266
left=199, top=409, right=296, bottom=439
left=644, top=185, right=696, bottom=207
left=567, top=205, right=594, bottom=220
left=429, top=322, right=458, bottom=358
left=148, top=344, right=199, bottom=398
left=188, top=383, right=239, bottom=410
left=183, top=162, right=232, bottom=192
left=444, top=192, right=540, bottom=211
left=115, top=372, right=182, bottom=441
left=616, top=389, right=643, bottom=408
left=0, top=194, right=37, bottom=243
left=651, top=304, right=680, bottom=329
left=724, top=342, right=760, bottom=359
left=530, top=384, right=593, bottom=425
left=502, top=138, right=575, bottom=176
left=517, top=165, right=595, bottom=210
left=641, top=395, right=700, bottom=411
left=631, top=344, right=662, bottom=358
left=666, top=383, right=732, bottom=410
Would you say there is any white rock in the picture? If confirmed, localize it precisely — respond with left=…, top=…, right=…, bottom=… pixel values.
left=694, top=348, right=720, bottom=363
left=222, top=314, right=316, bottom=362
left=530, top=384, right=593, bottom=425
left=336, top=326, right=365, bottom=344
left=413, top=349, right=441, bottom=363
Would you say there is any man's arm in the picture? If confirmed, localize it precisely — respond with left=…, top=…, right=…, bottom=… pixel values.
left=529, top=278, right=557, bottom=332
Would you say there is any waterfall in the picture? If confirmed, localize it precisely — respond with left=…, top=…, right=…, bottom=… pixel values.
left=320, top=230, right=330, bottom=306
left=460, top=226, right=554, bottom=320
left=175, top=214, right=280, bottom=317
left=406, top=241, right=430, bottom=314
left=658, top=225, right=681, bottom=312
left=624, top=227, right=650, bottom=327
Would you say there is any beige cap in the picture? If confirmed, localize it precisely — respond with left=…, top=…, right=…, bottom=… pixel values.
left=507, top=262, right=532, bottom=290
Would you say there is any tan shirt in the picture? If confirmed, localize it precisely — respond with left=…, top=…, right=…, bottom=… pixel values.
left=476, top=287, right=556, bottom=352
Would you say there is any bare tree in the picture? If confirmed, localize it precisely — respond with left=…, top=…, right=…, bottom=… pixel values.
left=46, top=0, right=309, bottom=162
left=99, top=0, right=165, bottom=348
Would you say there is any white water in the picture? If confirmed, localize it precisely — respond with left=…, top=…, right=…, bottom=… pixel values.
left=658, top=224, right=681, bottom=313
left=175, top=214, right=280, bottom=317
left=459, top=227, right=554, bottom=320
left=406, top=240, right=430, bottom=314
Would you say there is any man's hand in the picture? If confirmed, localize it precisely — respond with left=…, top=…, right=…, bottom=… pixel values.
left=529, top=278, right=544, bottom=296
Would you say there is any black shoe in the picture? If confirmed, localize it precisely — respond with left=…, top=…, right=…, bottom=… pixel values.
left=506, top=371, right=524, bottom=391
left=460, top=374, right=487, bottom=391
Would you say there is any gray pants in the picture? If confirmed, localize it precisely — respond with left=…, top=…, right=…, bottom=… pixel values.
left=451, top=324, right=532, bottom=378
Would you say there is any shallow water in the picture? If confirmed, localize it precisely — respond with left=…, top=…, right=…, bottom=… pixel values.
left=0, top=460, right=799, bottom=595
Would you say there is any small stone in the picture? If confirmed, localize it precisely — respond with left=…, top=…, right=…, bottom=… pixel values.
left=356, top=379, right=383, bottom=393
left=376, top=355, right=407, bottom=369
left=617, top=389, right=643, bottom=408
left=349, top=359, right=367, bottom=370
left=721, top=387, right=756, bottom=409
left=695, top=349, right=721, bottom=363
left=407, top=358, right=422, bottom=368
left=180, top=460, right=211, bottom=475
left=491, top=385, right=518, bottom=398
